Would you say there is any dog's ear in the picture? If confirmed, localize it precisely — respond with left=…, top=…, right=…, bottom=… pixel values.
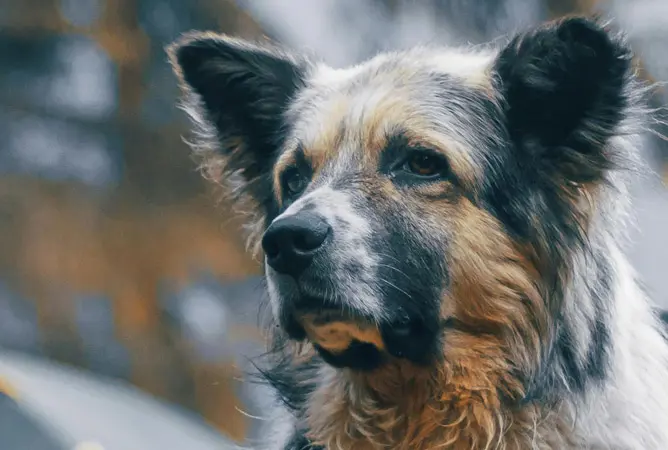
left=168, top=33, right=308, bottom=222
left=494, top=17, right=634, bottom=184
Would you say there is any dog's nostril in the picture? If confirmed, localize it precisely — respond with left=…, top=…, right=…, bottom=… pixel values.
left=293, top=226, right=329, bottom=252
left=263, top=239, right=280, bottom=259
left=293, top=234, right=309, bottom=252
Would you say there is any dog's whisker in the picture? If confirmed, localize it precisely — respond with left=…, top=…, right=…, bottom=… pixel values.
left=377, top=277, right=412, bottom=300
left=375, top=262, right=412, bottom=280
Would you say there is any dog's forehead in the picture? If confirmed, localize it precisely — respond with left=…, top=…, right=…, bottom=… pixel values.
left=282, top=48, right=496, bottom=170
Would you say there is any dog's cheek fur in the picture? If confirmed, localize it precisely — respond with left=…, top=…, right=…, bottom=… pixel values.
left=167, top=34, right=309, bottom=251
left=407, top=200, right=551, bottom=448
left=442, top=198, right=549, bottom=390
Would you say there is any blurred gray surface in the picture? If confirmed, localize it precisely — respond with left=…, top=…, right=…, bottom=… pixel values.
left=0, top=350, right=238, bottom=450
left=0, top=393, right=66, bottom=450
left=159, top=275, right=276, bottom=446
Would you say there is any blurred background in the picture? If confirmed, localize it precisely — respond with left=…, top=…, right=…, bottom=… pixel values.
left=0, top=0, right=665, bottom=448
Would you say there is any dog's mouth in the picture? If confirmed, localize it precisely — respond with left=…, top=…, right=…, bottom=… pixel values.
left=289, top=308, right=387, bottom=370
left=298, top=310, right=385, bottom=352
left=281, top=301, right=438, bottom=370
left=290, top=309, right=388, bottom=370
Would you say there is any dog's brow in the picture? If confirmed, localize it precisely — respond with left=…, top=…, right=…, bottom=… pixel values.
left=300, top=122, right=347, bottom=173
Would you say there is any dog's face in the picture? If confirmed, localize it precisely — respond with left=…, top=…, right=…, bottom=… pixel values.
left=169, top=18, right=634, bottom=374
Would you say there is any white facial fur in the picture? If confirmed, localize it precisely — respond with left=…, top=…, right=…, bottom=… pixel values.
left=265, top=184, right=386, bottom=321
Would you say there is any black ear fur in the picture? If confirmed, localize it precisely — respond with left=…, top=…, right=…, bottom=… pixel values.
left=167, top=33, right=307, bottom=216
left=494, top=17, right=634, bottom=183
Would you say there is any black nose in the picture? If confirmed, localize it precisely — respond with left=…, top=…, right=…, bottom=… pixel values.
left=261, top=212, right=331, bottom=276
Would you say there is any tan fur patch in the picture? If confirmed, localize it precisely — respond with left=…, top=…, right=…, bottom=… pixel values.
left=299, top=313, right=385, bottom=353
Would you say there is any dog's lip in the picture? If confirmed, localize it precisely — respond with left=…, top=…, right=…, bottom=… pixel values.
left=287, top=291, right=373, bottom=320
left=287, top=301, right=414, bottom=335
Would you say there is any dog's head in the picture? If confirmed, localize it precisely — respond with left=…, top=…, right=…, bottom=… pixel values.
left=169, top=18, right=638, bottom=376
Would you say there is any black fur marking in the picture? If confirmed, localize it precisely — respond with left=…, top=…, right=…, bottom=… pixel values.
left=582, top=253, right=613, bottom=382
left=367, top=197, right=447, bottom=365
left=520, top=250, right=613, bottom=406
left=554, top=309, right=609, bottom=394
left=252, top=345, right=319, bottom=414
left=169, top=35, right=307, bottom=219
left=281, top=312, right=308, bottom=341
left=381, top=318, right=443, bottom=366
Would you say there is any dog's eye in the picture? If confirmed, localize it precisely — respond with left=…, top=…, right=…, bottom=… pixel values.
left=283, top=167, right=307, bottom=196
left=403, top=152, right=446, bottom=178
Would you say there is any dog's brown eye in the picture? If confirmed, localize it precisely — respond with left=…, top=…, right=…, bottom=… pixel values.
left=404, top=152, right=444, bottom=177
left=284, top=168, right=307, bottom=196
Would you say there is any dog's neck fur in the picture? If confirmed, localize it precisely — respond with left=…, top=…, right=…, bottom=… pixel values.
left=305, top=354, right=572, bottom=449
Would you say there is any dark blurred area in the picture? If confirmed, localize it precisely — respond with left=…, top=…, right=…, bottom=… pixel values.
left=0, top=0, right=665, bottom=447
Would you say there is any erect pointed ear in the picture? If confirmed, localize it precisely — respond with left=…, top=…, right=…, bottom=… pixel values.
left=167, top=33, right=308, bottom=221
left=494, top=17, right=635, bottom=184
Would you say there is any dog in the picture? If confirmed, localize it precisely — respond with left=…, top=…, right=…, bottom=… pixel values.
left=168, top=16, right=668, bottom=449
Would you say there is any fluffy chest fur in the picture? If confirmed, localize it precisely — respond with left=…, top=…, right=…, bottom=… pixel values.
left=305, top=363, right=573, bottom=449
